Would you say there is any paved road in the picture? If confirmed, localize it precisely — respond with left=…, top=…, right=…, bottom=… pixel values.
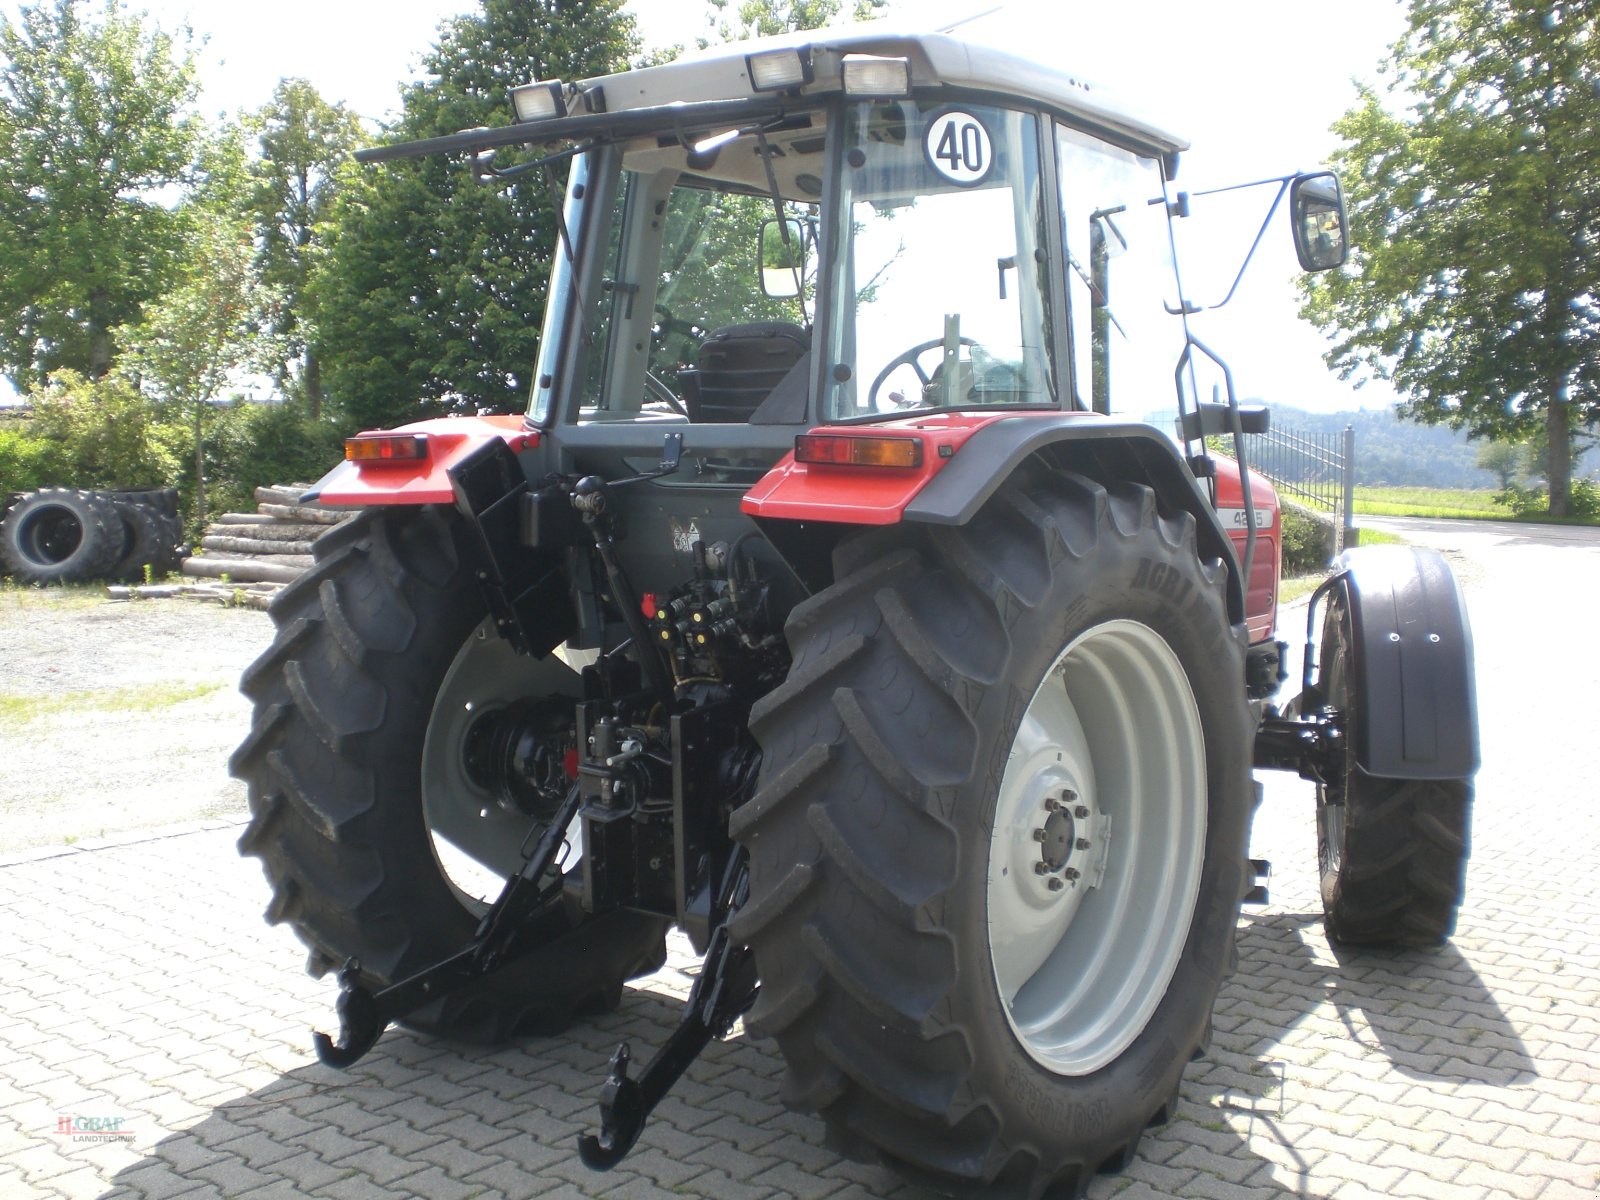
left=2, top=519, right=1596, bottom=1200
left=1358, top=513, right=1600, bottom=551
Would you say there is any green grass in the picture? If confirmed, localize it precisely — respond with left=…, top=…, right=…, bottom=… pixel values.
left=1353, top=486, right=1502, bottom=519
left=1354, top=485, right=1600, bottom=524
left=0, top=579, right=107, bottom=612
left=0, top=680, right=226, bottom=724
left=1279, top=574, right=1326, bottom=604
left=1356, top=528, right=1404, bottom=547
left=1278, top=528, right=1403, bottom=605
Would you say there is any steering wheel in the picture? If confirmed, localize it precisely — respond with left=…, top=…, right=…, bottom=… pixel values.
left=866, top=336, right=981, bottom=410
left=653, top=303, right=703, bottom=346
left=644, top=370, right=688, bottom=417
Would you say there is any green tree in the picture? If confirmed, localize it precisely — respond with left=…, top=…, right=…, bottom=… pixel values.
left=1474, top=438, right=1524, bottom=490
left=1300, top=0, right=1600, bottom=516
left=704, top=0, right=883, bottom=42
left=0, top=0, right=205, bottom=387
left=19, top=369, right=184, bottom=490
left=118, top=215, right=266, bottom=526
left=313, top=0, right=639, bottom=432
left=248, top=79, right=365, bottom=418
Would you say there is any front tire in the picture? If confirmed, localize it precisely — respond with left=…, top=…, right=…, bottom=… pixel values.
left=732, top=470, right=1254, bottom=1199
left=231, top=506, right=667, bottom=1042
left=1314, top=591, right=1471, bottom=946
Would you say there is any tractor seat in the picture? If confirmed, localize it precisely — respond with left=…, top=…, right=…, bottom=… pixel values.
left=681, top=322, right=810, bottom=423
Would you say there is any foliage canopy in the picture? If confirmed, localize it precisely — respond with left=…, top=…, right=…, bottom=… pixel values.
left=312, top=0, right=640, bottom=431
left=247, top=80, right=366, bottom=417
left=0, top=0, right=207, bottom=388
left=1299, top=0, right=1600, bottom=515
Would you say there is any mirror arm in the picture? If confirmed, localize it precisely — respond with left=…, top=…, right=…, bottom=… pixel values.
left=1196, top=180, right=1289, bottom=312
left=468, top=140, right=593, bottom=266
left=543, top=164, right=577, bottom=265
left=754, top=130, right=789, bottom=240
left=754, top=130, right=808, bottom=316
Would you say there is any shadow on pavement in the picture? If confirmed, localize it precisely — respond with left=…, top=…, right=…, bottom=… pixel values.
left=101, top=986, right=915, bottom=1200
left=1233, top=909, right=1534, bottom=1086
left=100, top=909, right=1531, bottom=1200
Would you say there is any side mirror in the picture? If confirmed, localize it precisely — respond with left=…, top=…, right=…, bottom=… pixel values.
left=1290, top=171, right=1349, bottom=271
left=759, top=217, right=806, bottom=298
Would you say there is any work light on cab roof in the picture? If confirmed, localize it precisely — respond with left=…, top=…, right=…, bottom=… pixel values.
left=745, top=47, right=812, bottom=91
left=509, top=79, right=566, bottom=123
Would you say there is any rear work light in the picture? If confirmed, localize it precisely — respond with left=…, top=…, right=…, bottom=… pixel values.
left=795, top=433, right=922, bottom=468
left=345, top=434, right=429, bottom=464
left=510, top=80, right=567, bottom=123
left=841, top=54, right=912, bottom=98
left=746, top=48, right=813, bottom=92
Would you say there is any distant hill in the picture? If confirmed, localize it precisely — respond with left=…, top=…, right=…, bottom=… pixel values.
left=1267, top=406, right=1496, bottom=490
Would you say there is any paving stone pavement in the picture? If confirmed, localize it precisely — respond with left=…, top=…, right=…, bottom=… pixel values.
left=3, top=601, right=1597, bottom=1199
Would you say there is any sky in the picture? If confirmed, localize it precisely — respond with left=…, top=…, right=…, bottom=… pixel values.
left=1, top=0, right=1414, bottom=412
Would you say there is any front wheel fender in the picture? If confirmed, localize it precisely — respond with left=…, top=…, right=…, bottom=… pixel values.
left=1315, top=545, right=1478, bottom=781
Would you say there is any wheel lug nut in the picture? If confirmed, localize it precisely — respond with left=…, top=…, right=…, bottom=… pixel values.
left=1033, top=862, right=1051, bottom=876
left=1076, top=838, right=1091, bottom=851
left=1073, top=805, right=1089, bottom=820
left=1047, top=877, right=1065, bottom=892
left=1032, top=828, right=1047, bottom=842
left=1063, top=867, right=1081, bottom=881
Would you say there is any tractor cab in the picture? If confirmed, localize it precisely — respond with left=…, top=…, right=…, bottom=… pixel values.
left=515, top=33, right=1194, bottom=442
left=335, top=30, right=1346, bottom=649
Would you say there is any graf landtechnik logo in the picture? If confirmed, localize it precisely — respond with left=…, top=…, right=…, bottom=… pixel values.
left=50, top=1115, right=136, bottom=1142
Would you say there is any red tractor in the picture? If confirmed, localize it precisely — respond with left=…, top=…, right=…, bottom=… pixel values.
left=234, top=26, right=1476, bottom=1199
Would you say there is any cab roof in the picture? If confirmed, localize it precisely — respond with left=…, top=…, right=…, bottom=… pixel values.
left=579, top=24, right=1189, bottom=158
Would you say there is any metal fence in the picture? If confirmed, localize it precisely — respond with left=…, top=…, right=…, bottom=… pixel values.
left=1243, top=424, right=1356, bottom=548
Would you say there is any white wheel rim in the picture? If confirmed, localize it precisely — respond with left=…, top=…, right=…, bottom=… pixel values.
left=421, top=620, right=582, bottom=906
left=986, top=619, right=1207, bottom=1075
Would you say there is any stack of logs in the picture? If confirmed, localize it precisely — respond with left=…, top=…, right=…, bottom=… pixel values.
left=107, top=485, right=351, bottom=610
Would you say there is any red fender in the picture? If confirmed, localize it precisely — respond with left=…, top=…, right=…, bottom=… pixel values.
left=744, top=410, right=1281, bottom=641
left=306, top=415, right=538, bottom=507
left=741, top=411, right=1043, bottom=524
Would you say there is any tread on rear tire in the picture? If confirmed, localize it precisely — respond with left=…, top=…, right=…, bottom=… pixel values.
left=732, top=468, right=1255, bottom=1199
left=231, top=505, right=667, bottom=1042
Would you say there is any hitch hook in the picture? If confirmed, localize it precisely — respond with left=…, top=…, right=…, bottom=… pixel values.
left=575, top=854, right=757, bottom=1170
left=312, top=959, right=387, bottom=1068
left=309, top=783, right=584, bottom=1070
left=577, top=1043, right=648, bottom=1168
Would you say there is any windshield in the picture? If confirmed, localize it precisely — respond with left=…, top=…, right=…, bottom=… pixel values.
left=823, top=101, right=1055, bottom=420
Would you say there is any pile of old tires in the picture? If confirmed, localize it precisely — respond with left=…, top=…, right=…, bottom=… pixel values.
left=0, top=488, right=184, bottom=585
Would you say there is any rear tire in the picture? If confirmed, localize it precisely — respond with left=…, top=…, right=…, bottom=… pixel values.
left=0, top=488, right=121, bottom=584
left=231, top=506, right=667, bottom=1042
left=732, top=470, right=1253, bottom=1199
left=1314, top=592, right=1471, bottom=946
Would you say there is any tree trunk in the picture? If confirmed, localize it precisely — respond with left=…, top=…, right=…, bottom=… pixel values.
left=1547, top=394, right=1572, bottom=518
left=193, top=402, right=208, bottom=527
left=304, top=349, right=324, bottom=421
left=88, top=287, right=113, bottom=378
